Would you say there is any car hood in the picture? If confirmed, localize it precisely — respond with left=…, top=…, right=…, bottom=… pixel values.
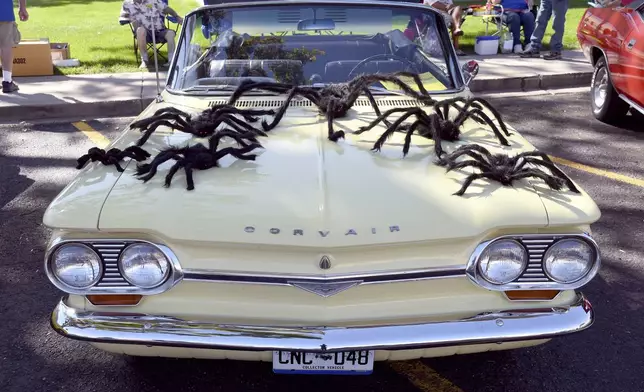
left=57, top=94, right=595, bottom=248
left=44, top=94, right=600, bottom=246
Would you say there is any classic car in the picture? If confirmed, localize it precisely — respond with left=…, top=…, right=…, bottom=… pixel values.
left=577, top=0, right=644, bottom=124
left=44, top=0, right=601, bottom=375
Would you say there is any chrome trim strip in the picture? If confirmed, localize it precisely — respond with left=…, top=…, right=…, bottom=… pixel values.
left=182, top=266, right=466, bottom=286
left=50, top=293, right=594, bottom=353
left=44, top=237, right=184, bottom=295
left=618, top=94, right=644, bottom=116
left=466, top=233, right=601, bottom=291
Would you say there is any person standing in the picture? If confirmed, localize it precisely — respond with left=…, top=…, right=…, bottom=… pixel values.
left=520, top=0, right=568, bottom=60
left=0, top=0, right=28, bottom=93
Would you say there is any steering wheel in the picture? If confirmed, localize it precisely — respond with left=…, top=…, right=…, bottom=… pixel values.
left=348, top=52, right=452, bottom=91
left=347, top=54, right=419, bottom=80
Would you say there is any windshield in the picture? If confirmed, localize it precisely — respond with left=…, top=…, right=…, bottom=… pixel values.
left=167, top=2, right=459, bottom=95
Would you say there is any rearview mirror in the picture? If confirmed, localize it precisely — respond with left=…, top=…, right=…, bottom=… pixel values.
left=297, top=18, right=336, bottom=31
left=461, top=60, right=479, bottom=86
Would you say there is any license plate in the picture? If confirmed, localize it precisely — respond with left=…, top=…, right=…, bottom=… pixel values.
left=272, top=350, right=375, bottom=375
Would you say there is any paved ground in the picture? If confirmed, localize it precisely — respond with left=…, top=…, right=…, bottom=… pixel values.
left=1, top=89, right=643, bottom=392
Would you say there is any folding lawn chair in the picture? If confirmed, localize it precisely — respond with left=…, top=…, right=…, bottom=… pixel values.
left=119, top=0, right=180, bottom=64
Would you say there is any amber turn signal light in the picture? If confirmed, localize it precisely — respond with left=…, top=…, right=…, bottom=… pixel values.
left=504, top=290, right=561, bottom=301
left=86, top=294, right=143, bottom=306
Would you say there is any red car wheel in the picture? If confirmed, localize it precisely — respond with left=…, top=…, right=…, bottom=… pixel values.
left=590, top=56, right=629, bottom=124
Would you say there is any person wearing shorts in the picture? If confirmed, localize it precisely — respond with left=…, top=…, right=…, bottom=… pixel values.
left=423, top=0, right=465, bottom=55
left=0, top=0, right=28, bottom=94
left=121, top=0, right=183, bottom=69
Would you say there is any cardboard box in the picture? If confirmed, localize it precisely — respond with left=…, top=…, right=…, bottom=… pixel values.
left=50, top=42, right=70, bottom=61
left=0, top=39, right=54, bottom=76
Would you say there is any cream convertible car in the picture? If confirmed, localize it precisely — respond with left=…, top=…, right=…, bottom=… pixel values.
left=44, top=0, right=600, bottom=375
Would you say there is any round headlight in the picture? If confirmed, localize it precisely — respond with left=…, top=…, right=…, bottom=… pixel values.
left=544, top=238, right=595, bottom=283
left=478, top=239, right=528, bottom=284
left=119, top=243, right=170, bottom=288
left=51, top=243, right=102, bottom=289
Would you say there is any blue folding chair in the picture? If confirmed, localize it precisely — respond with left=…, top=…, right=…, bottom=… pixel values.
left=119, top=0, right=180, bottom=63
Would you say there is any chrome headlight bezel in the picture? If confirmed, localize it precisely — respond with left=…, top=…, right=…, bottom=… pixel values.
left=466, top=233, right=601, bottom=291
left=44, top=237, right=183, bottom=295
left=46, top=243, right=104, bottom=291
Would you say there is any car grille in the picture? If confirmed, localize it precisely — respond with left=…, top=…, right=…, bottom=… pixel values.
left=89, top=241, right=133, bottom=288
left=515, top=237, right=555, bottom=283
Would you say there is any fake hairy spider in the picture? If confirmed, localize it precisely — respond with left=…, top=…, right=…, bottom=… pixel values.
left=76, top=146, right=151, bottom=172
left=353, top=97, right=511, bottom=158
left=226, top=71, right=438, bottom=143
left=134, top=129, right=262, bottom=190
left=437, top=144, right=580, bottom=196
left=130, top=105, right=276, bottom=147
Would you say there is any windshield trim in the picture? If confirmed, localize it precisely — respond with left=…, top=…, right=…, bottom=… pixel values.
left=165, top=0, right=466, bottom=97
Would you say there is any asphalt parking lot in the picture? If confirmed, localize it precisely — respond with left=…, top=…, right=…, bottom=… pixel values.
left=1, top=89, right=643, bottom=392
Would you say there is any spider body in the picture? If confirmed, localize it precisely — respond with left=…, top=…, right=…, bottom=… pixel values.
left=130, top=105, right=276, bottom=147
left=227, top=72, right=438, bottom=142
left=135, top=129, right=262, bottom=190
left=76, top=146, right=151, bottom=172
left=438, top=144, right=580, bottom=196
left=353, top=95, right=512, bottom=158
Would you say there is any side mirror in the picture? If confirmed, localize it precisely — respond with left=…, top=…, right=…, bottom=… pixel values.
left=461, top=60, right=479, bottom=86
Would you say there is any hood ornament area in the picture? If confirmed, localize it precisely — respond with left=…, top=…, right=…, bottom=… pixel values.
left=288, top=280, right=363, bottom=298
left=319, top=256, right=331, bottom=270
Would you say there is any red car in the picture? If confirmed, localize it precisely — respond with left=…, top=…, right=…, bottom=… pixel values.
left=577, top=0, right=644, bottom=124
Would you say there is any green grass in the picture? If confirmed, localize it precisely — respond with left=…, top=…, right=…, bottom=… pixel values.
left=12, top=0, right=200, bottom=75
left=455, top=0, right=589, bottom=53
left=11, top=0, right=589, bottom=74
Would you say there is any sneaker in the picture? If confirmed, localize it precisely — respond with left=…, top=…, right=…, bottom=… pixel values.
left=2, top=81, right=19, bottom=93
left=513, top=44, right=524, bottom=54
left=543, top=51, right=562, bottom=60
left=139, top=60, right=150, bottom=69
left=520, top=48, right=540, bottom=58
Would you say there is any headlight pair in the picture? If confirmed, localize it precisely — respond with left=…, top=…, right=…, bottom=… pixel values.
left=48, top=241, right=173, bottom=293
left=469, top=234, right=600, bottom=290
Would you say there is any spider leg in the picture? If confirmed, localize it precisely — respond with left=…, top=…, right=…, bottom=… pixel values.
left=227, top=80, right=297, bottom=105
left=76, top=147, right=104, bottom=169
left=135, top=119, right=190, bottom=147
left=326, top=100, right=346, bottom=142
left=460, top=97, right=511, bottom=136
left=354, top=107, right=421, bottom=135
left=443, top=158, right=491, bottom=173
left=455, top=108, right=510, bottom=146
left=436, top=143, right=492, bottom=167
left=350, top=72, right=435, bottom=103
left=520, top=157, right=580, bottom=193
left=453, top=172, right=492, bottom=196
left=429, top=113, right=448, bottom=158
left=510, top=168, right=566, bottom=191
left=163, top=160, right=184, bottom=188
left=184, top=162, right=196, bottom=191
left=135, top=148, right=184, bottom=182
left=372, top=109, right=421, bottom=152
left=360, top=87, right=391, bottom=127
left=260, top=86, right=300, bottom=132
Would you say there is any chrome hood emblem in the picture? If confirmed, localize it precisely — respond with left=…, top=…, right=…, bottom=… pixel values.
left=288, top=280, right=362, bottom=297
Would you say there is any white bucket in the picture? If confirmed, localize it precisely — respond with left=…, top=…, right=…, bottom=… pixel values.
left=475, top=36, right=500, bottom=55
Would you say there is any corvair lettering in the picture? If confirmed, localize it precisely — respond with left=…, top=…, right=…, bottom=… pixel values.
left=243, top=226, right=400, bottom=236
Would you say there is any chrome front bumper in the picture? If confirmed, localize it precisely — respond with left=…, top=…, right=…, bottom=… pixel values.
left=51, top=293, right=593, bottom=353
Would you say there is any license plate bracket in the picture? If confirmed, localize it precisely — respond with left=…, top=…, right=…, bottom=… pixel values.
left=272, top=350, right=375, bottom=375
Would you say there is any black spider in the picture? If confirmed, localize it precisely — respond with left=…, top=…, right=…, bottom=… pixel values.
left=353, top=97, right=511, bottom=158
left=226, top=71, right=438, bottom=142
left=134, top=129, right=262, bottom=190
left=437, top=144, right=580, bottom=196
left=76, top=146, right=151, bottom=172
left=130, top=105, right=276, bottom=147
left=433, top=96, right=512, bottom=138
